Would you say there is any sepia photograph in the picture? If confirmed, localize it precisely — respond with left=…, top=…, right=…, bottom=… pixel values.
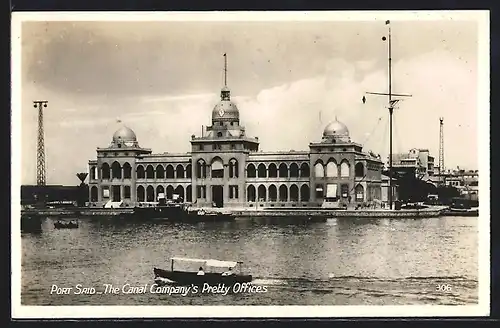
left=12, top=11, right=490, bottom=318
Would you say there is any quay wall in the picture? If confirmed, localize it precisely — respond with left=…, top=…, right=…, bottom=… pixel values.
left=21, top=206, right=447, bottom=219
left=233, top=208, right=445, bottom=219
left=21, top=208, right=134, bottom=217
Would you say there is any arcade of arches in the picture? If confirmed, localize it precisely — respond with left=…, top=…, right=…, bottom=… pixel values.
left=89, top=156, right=380, bottom=207
left=88, top=105, right=383, bottom=207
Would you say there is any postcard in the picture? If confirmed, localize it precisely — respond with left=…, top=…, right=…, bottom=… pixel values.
left=11, top=10, right=490, bottom=318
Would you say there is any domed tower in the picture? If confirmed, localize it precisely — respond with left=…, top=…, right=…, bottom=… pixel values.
left=110, top=125, right=140, bottom=148
left=191, top=53, right=259, bottom=149
left=211, top=53, right=241, bottom=130
left=212, top=86, right=240, bottom=126
left=322, top=117, right=351, bottom=143
left=190, top=54, right=260, bottom=209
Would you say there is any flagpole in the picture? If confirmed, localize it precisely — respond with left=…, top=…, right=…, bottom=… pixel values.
left=223, top=53, right=227, bottom=87
left=388, top=21, right=394, bottom=209
left=363, top=20, right=412, bottom=210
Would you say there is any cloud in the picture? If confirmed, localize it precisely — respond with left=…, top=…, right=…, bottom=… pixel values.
left=19, top=20, right=480, bottom=185
left=141, top=93, right=215, bottom=103
left=22, top=20, right=477, bottom=98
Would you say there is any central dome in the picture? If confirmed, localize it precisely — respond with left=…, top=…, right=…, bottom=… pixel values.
left=323, top=118, right=349, bottom=137
left=113, top=126, right=137, bottom=142
left=212, top=100, right=239, bottom=121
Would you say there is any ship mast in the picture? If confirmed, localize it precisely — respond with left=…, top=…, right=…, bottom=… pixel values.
left=363, top=20, right=412, bottom=209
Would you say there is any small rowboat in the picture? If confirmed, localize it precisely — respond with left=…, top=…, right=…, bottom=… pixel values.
left=54, top=220, right=79, bottom=229
left=153, top=257, right=252, bottom=286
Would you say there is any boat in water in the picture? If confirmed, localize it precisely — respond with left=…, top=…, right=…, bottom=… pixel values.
left=133, top=195, right=234, bottom=222
left=180, top=208, right=234, bottom=222
left=54, top=219, right=79, bottom=229
left=153, top=257, right=252, bottom=286
left=443, top=207, right=479, bottom=217
left=132, top=201, right=186, bottom=220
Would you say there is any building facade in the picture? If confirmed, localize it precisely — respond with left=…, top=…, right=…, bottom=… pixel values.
left=391, top=148, right=435, bottom=179
left=87, top=81, right=384, bottom=208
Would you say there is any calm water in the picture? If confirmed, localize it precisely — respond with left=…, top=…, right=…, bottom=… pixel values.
left=21, top=216, right=478, bottom=305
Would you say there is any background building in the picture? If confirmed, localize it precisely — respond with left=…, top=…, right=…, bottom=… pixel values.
left=391, top=148, right=435, bottom=179
left=87, top=81, right=384, bottom=208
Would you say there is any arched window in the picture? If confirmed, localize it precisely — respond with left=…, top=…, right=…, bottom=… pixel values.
left=278, top=163, right=288, bottom=178
left=146, top=185, right=155, bottom=202
left=186, top=164, right=192, bottom=179
left=340, top=161, right=350, bottom=177
left=269, top=185, right=277, bottom=202
left=90, top=167, right=97, bottom=180
left=176, top=165, right=184, bottom=179
left=290, top=184, right=299, bottom=201
left=258, top=185, right=266, bottom=201
left=326, top=160, right=338, bottom=178
left=247, top=164, right=256, bottom=178
left=123, top=163, right=132, bottom=179
left=156, top=165, right=165, bottom=179
left=229, top=159, right=239, bottom=178
left=211, top=157, right=224, bottom=178
left=247, top=185, right=256, bottom=202
left=156, top=185, right=165, bottom=198
left=314, top=162, right=324, bottom=178
left=279, top=184, right=288, bottom=201
left=137, top=186, right=145, bottom=202
left=300, top=163, right=310, bottom=177
left=136, top=165, right=145, bottom=179
left=175, top=185, right=184, bottom=200
left=196, top=160, right=206, bottom=179
left=300, top=184, right=310, bottom=202
left=166, top=185, right=174, bottom=199
left=90, top=186, right=98, bottom=202
left=166, top=165, right=175, bottom=179
left=111, top=161, right=121, bottom=179
left=268, top=163, right=278, bottom=178
left=101, top=163, right=110, bottom=180
left=146, top=165, right=154, bottom=179
left=355, top=163, right=364, bottom=177
left=289, top=163, right=299, bottom=178
left=257, top=164, right=267, bottom=178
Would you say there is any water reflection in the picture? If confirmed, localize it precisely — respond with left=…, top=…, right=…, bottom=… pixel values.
left=21, top=216, right=478, bottom=305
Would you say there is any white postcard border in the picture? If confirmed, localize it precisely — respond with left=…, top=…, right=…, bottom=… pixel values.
left=11, top=10, right=491, bottom=318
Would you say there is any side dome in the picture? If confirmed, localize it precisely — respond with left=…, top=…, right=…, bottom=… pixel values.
left=212, top=100, right=240, bottom=121
left=113, top=126, right=137, bottom=142
left=323, top=119, right=349, bottom=137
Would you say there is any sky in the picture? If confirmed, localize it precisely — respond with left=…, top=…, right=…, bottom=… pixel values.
left=18, top=15, right=482, bottom=185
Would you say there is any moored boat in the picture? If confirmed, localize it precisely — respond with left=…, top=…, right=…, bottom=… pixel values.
left=153, top=257, right=252, bottom=286
left=54, top=219, right=79, bottom=229
left=133, top=202, right=186, bottom=220
left=179, top=208, right=235, bottom=222
left=442, top=207, right=479, bottom=217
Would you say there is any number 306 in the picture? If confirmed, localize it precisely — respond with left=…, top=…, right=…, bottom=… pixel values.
left=436, top=284, right=452, bottom=292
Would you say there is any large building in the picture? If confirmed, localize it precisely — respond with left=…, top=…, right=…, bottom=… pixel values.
left=391, top=148, right=435, bottom=179
left=87, top=76, right=384, bottom=209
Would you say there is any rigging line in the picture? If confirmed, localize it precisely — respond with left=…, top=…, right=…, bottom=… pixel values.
left=362, top=116, right=384, bottom=145
left=348, top=173, right=367, bottom=194
left=348, top=117, right=387, bottom=196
